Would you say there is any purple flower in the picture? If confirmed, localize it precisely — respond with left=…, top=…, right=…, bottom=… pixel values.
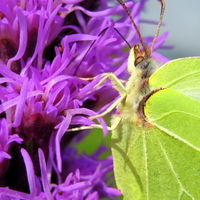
left=0, top=0, right=168, bottom=199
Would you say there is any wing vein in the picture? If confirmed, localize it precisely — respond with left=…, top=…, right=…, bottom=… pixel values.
left=161, top=71, right=200, bottom=88
left=150, top=110, right=200, bottom=122
left=154, top=124, right=200, bottom=152
left=155, top=134, right=195, bottom=200
left=143, top=132, right=149, bottom=200
left=125, top=129, right=142, bottom=159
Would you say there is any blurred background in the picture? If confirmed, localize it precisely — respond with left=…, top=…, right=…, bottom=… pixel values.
left=140, top=0, right=200, bottom=59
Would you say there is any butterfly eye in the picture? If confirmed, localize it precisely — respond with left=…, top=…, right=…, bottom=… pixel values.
left=134, top=56, right=145, bottom=67
left=133, top=44, right=150, bottom=67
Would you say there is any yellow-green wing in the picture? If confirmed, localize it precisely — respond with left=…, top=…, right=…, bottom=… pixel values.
left=111, top=88, right=200, bottom=200
left=149, top=57, right=200, bottom=102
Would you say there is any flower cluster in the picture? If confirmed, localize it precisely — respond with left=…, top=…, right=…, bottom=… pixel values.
left=0, top=0, right=167, bottom=199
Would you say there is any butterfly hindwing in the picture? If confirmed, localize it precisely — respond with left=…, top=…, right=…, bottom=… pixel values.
left=112, top=88, right=200, bottom=199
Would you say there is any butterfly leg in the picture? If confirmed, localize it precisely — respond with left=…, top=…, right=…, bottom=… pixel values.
left=88, top=72, right=127, bottom=119
left=66, top=124, right=111, bottom=132
left=94, top=73, right=127, bottom=96
left=79, top=74, right=125, bottom=85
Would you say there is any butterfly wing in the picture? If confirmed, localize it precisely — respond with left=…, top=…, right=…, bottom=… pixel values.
left=145, top=88, right=200, bottom=199
left=111, top=89, right=200, bottom=199
left=149, top=57, right=200, bottom=102
left=111, top=57, right=200, bottom=199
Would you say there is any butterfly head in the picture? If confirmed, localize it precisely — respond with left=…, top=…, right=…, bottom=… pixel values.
left=118, top=0, right=165, bottom=73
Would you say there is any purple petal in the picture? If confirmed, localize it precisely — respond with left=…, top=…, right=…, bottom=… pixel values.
left=0, top=151, right=11, bottom=160
left=59, top=181, right=91, bottom=192
left=0, top=64, right=23, bottom=82
left=55, top=113, right=72, bottom=172
left=38, top=149, right=53, bottom=200
left=7, top=7, right=27, bottom=70
left=71, top=2, right=134, bottom=18
left=0, top=187, right=30, bottom=200
left=21, top=148, right=37, bottom=198
left=13, top=78, right=28, bottom=127
left=85, top=191, right=98, bottom=200
left=4, top=134, right=23, bottom=150
left=105, top=187, right=121, bottom=196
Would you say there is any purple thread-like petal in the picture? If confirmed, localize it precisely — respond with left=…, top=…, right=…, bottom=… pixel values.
left=41, top=44, right=76, bottom=84
left=4, top=134, right=23, bottom=151
left=59, top=181, right=91, bottom=192
left=152, top=52, right=169, bottom=64
left=64, top=172, right=73, bottom=186
left=88, top=164, right=101, bottom=183
left=71, top=2, right=133, bottom=18
left=85, top=191, right=98, bottom=200
left=56, top=113, right=72, bottom=172
left=38, top=149, right=53, bottom=200
left=43, top=4, right=62, bottom=45
left=0, top=118, right=8, bottom=146
left=0, top=0, right=14, bottom=24
left=0, top=151, right=11, bottom=160
left=63, top=34, right=98, bottom=43
left=7, top=7, right=27, bottom=70
left=62, top=0, right=84, bottom=4
left=21, top=148, right=37, bottom=198
left=105, top=187, right=121, bottom=196
left=0, top=187, right=31, bottom=199
left=43, top=75, right=70, bottom=98
left=13, top=78, right=28, bottom=127
left=68, top=108, right=108, bottom=136
left=21, top=8, right=46, bottom=74
left=70, top=116, right=94, bottom=126
left=78, top=75, right=102, bottom=99
left=0, top=77, right=16, bottom=84
left=0, top=64, right=23, bottom=82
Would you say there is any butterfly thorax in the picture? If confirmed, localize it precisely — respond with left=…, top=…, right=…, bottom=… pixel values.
left=117, top=45, right=162, bottom=122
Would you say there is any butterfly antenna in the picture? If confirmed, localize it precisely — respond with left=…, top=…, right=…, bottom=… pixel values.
left=73, top=26, right=131, bottom=75
left=117, top=0, right=147, bottom=53
left=151, top=0, right=165, bottom=53
left=114, top=27, right=132, bottom=49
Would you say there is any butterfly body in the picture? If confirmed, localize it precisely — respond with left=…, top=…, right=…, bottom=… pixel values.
left=115, top=45, right=162, bottom=125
